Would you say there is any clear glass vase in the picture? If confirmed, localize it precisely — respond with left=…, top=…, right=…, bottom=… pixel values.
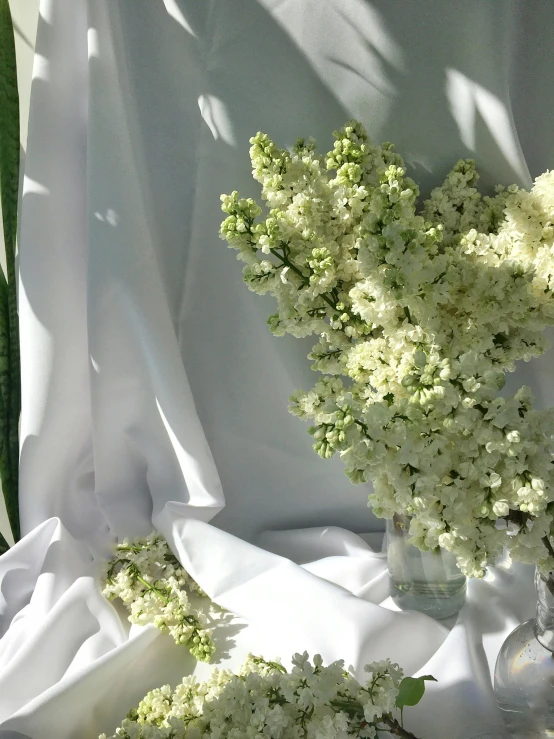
left=494, top=568, right=554, bottom=738
left=386, top=513, right=467, bottom=620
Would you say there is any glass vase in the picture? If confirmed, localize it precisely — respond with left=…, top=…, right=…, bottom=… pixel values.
left=386, top=513, right=467, bottom=620
left=494, top=568, right=554, bottom=738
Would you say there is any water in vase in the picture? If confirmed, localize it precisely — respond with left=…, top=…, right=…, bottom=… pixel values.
left=387, top=514, right=466, bottom=620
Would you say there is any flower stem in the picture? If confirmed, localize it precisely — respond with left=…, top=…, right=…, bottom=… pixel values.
left=539, top=536, right=554, bottom=597
left=542, top=535, right=554, bottom=562
left=116, top=545, right=144, bottom=553
left=269, top=244, right=360, bottom=322
left=380, top=715, right=420, bottom=738
left=270, top=246, right=309, bottom=286
left=134, top=571, right=170, bottom=604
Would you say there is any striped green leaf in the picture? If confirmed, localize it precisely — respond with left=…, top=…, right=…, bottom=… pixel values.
left=0, top=276, right=16, bottom=543
left=0, top=0, right=20, bottom=543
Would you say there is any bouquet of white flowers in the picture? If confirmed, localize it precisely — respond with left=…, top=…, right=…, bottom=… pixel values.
left=100, top=652, right=432, bottom=739
left=220, top=121, right=554, bottom=578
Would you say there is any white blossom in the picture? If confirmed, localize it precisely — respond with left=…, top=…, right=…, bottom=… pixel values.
left=221, top=121, right=554, bottom=577
left=100, top=653, right=407, bottom=739
left=102, top=533, right=217, bottom=662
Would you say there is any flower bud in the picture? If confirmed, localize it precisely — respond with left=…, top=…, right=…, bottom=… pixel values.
left=492, top=500, right=510, bottom=517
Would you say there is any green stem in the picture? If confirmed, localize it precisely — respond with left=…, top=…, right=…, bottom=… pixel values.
left=252, top=657, right=287, bottom=674
left=247, top=218, right=359, bottom=328
left=269, top=244, right=360, bottom=323
left=542, top=535, right=554, bottom=562
left=540, top=536, right=554, bottom=597
left=269, top=246, right=309, bottom=285
left=379, top=715, right=420, bottom=738
left=106, top=557, right=127, bottom=581
left=183, top=613, right=202, bottom=627
left=329, top=699, right=421, bottom=739
left=133, top=570, right=170, bottom=604
left=330, top=698, right=362, bottom=714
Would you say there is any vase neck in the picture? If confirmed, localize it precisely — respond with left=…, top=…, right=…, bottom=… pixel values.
left=534, top=569, right=554, bottom=652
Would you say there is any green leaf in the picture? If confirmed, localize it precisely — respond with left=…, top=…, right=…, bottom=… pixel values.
left=0, top=278, right=15, bottom=550
left=0, top=528, right=8, bottom=555
left=0, top=0, right=20, bottom=543
left=395, top=675, right=437, bottom=709
left=0, top=0, right=18, bottom=264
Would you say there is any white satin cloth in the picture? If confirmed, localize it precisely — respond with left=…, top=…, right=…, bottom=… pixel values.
left=1, top=1, right=553, bottom=737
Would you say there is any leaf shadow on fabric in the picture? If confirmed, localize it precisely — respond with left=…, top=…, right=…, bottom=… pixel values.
left=99, top=0, right=389, bottom=541
left=207, top=611, right=245, bottom=664
left=346, top=0, right=532, bottom=193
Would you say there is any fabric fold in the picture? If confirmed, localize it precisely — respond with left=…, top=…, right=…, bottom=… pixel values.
left=158, top=512, right=449, bottom=678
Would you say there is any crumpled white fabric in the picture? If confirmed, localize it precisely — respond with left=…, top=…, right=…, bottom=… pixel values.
left=1, top=0, right=552, bottom=737
left=0, top=512, right=535, bottom=739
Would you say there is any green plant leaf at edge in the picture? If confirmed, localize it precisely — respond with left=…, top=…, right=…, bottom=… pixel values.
left=395, top=675, right=438, bottom=709
left=0, top=0, right=21, bottom=543
left=0, top=528, right=8, bottom=555
left=0, top=276, right=16, bottom=544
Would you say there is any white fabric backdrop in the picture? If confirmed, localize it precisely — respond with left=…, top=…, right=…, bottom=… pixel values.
left=1, top=0, right=554, bottom=737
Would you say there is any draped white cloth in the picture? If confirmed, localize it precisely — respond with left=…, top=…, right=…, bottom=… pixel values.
left=1, top=1, right=553, bottom=737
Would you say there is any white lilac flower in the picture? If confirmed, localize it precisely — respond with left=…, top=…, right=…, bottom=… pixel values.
left=100, top=653, right=409, bottom=739
left=220, top=121, right=554, bottom=577
left=102, top=533, right=216, bottom=662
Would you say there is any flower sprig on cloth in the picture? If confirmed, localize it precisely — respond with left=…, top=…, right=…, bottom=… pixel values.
left=100, top=651, right=432, bottom=739
left=220, top=120, right=554, bottom=578
left=102, top=532, right=216, bottom=662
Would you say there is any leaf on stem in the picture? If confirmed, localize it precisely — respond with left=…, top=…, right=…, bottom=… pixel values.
left=395, top=675, right=437, bottom=709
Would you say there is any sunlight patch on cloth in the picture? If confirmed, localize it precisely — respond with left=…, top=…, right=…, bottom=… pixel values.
left=162, top=0, right=196, bottom=37
left=198, top=94, right=235, bottom=146
left=22, top=176, right=49, bottom=197
left=259, top=0, right=404, bottom=129
left=87, top=27, right=99, bottom=60
left=446, top=68, right=531, bottom=186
